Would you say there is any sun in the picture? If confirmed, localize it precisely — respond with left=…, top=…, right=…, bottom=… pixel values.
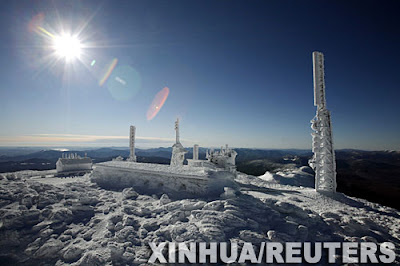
left=53, top=34, right=82, bottom=61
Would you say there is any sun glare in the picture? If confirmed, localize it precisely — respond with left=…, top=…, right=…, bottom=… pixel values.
left=53, top=34, right=81, bottom=60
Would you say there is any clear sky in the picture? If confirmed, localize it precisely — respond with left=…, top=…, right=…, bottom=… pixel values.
left=0, top=0, right=399, bottom=150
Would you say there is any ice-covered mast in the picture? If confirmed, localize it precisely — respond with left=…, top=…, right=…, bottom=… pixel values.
left=128, top=125, right=137, bottom=162
left=309, top=51, right=337, bottom=192
left=170, top=118, right=187, bottom=166
left=175, top=118, right=180, bottom=144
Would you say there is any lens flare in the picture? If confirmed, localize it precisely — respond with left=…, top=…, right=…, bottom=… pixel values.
left=147, top=87, right=170, bottom=120
left=99, top=58, right=118, bottom=86
left=28, top=13, right=45, bottom=33
left=28, top=13, right=55, bottom=39
left=107, top=65, right=141, bottom=101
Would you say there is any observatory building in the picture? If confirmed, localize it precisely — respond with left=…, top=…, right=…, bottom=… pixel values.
left=56, top=153, right=92, bottom=176
left=91, top=120, right=238, bottom=197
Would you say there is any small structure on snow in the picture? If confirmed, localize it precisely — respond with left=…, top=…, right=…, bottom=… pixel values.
left=112, top=156, right=124, bottom=161
left=187, top=144, right=205, bottom=167
left=56, top=153, right=92, bottom=176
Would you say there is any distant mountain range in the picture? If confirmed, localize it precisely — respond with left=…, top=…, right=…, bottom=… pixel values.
left=0, top=147, right=311, bottom=163
left=0, top=147, right=399, bottom=210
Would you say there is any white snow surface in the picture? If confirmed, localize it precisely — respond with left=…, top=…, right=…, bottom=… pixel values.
left=0, top=167, right=399, bottom=265
left=258, top=166, right=315, bottom=188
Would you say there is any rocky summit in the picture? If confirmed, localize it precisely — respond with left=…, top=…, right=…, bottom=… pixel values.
left=0, top=169, right=399, bottom=265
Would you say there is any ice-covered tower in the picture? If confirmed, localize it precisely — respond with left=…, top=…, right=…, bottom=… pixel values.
left=309, top=51, right=337, bottom=192
left=175, top=118, right=180, bottom=144
left=193, top=144, right=199, bottom=160
left=170, top=118, right=187, bottom=166
left=128, top=125, right=137, bottom=162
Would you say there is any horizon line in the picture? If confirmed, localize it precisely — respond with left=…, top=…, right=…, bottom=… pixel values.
left=0, top=145, right=397, bottom=153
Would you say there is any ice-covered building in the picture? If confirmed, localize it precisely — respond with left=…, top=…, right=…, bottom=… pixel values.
left=56, top=153, right=92, bottom=176
left=186, top=144, right=237, bottom=175
left=91, top=121, right=238, bottom=197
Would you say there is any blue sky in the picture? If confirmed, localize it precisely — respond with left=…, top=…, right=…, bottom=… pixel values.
left=0, top=0, right=399, bottom=150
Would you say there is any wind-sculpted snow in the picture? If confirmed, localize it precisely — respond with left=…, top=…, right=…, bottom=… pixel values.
left=0, top=168, right=399, bottom=265
left=258, top=166, right=315, bottom=188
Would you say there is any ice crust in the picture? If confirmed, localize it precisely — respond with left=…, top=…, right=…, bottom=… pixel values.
left=0, top=168, right=399, bottom=265
left=91, top=161, right=237, bottom=197
left=98, top=161, right=208, bottom=177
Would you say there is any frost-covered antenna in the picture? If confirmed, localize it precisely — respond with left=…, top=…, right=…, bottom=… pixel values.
left=309, top=51, right=337, bottom=192
left=175, top=118, right=180, bottom=144
left=313, top=52, right=326, bottom=109
left=129, top=125, right=137, bottom=162
left=170, top=118, right=187, bottom=166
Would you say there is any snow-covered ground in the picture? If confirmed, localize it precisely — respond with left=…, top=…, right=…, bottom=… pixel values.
left=0, top=167, right=399, bottom=265
left=257, top=166, right=315, bottom=188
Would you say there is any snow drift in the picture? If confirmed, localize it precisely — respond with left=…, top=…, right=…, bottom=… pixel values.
left=0, top=166, right=399, bottom=265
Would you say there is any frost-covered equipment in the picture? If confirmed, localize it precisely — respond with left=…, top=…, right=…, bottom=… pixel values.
left=128, top=125, right=137, bottom=162
left=193, top=144, right=199, bottom=160
left=309, top=51, right=337, bottom=192
left=187, top=144, right=204, bottom=167
left=206, top=144, right=237, bottom=174
left=170, top=118, right=187, bottom=166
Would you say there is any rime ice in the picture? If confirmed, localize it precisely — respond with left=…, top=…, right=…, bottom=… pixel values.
left=127, top=125, right=137, bottom=162
left=91, top=119, right=239, bottom=196
left=170, top=118, right=188, bottom=167
left=309, top=51, right=337, bottom=192
left=56, top=153, right=92, bottom=176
